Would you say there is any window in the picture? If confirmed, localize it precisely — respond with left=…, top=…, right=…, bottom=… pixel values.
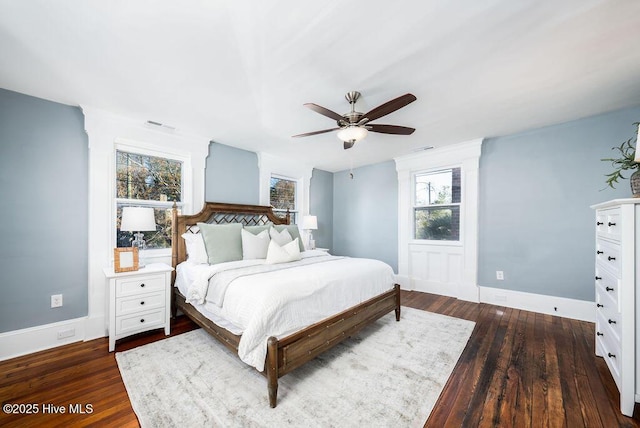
left=414, top=167, right=461, bottom=240
left=115, top=150, right=183, bottom=249
left=270, top=175, right=298, bottom=224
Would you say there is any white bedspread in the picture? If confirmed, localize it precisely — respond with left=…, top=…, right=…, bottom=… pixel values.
left=179, top=251, right=395, bottom=371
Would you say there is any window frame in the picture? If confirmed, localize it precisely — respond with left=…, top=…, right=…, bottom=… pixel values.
left=113, top=142, right=192, bottom=257
left=269, top=173, right=299, bottom=224
left=412, top=166, right=463, bottom=243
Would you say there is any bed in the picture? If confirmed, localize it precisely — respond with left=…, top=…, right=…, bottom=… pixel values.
left=171, top=202, right=401, bottom=407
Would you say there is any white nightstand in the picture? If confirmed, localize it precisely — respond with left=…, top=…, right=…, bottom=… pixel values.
left=315, top=247, right=330, bottom=253
left=103, top=263, right=174, bottom=352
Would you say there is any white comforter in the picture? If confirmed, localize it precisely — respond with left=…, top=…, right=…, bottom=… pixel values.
left=182, top=250, right=395, bottom=371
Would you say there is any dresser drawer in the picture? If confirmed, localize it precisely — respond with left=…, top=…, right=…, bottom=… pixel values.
left=115, top=308, right=165, bottom=335
left=596, top=330, right=622, bottom=390
left=596, top=208, right=621, bottom=241
left=115, top=291, right=165, bottom=316
left=596, top=240, right=621, bottom=276
left=595, top=266, right=620, bottom=310
left=116, top=274, right=166, bottom=297
left=596, top=306, right=621, bottom=347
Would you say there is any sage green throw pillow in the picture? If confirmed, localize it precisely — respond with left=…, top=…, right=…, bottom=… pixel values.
left=273, top=224, right=305, bottom=252
left=244, top=222, right=272, bottom=235
left=198, top=222, right=243, bottom=264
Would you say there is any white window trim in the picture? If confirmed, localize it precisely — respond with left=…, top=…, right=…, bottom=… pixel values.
left=83, top=106, right=209, bottom=341
left=258, top=152, right=312, bottom=222
left=395, top=139, right=482, bottom=302
left=411, top=166, right=463, bottom=244
left=114, top=142, right=192, bottom=259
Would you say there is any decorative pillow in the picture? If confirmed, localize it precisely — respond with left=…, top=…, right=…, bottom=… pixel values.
left=181, top=233, right=208, bottom=264
left=272, top=224, right=305, bottom=252
left=197, top=222, right=243, bottom=264
left=269, top=226, right=293, bottom=246
left=241, top=229, right=270, bottom=260
left=265, top=238, right=301, bottom=264
left=244, top=222, right=273, bottom=235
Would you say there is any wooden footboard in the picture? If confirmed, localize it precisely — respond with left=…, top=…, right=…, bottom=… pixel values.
left=175, top=284, right=401, bottom=408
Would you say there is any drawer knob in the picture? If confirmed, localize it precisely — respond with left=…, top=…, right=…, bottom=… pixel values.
left=597, top=303, right=603, bottom=308
left=596, top=251, right=603, bottom=255
left=608, top=352, right=616, bottom=358
left=597, top=221, right=604, bottom=226
left=595, top=276, right=602, bottom=280
left=607, top=256, right=616, bottom=261
left=140, top=283, right=146, bottom=288
left=608, top=319, right=617, bottom=324
left=597, top=332, right=604, bottom=336
left=606, top=287, right=614, bottom=292
left=608, top=222, right=616, bottom=227
left=140, top=318, right=145, bottom=323
left=140, top=301, right=145, bottom=306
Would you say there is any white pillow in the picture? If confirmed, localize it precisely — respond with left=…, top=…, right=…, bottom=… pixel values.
left=269, top=226, right=293, bottom=246
left=181, top=233, right=208, bottom=264
left=265, top=238, right=301, bottom=264
left=241, top=229, right=270, bottom=260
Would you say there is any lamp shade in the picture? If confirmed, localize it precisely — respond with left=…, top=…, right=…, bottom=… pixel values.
left=121, top=207, right=156, bottom=232
left=336, top=126, right=368, bottom=143
left=301, top=215, right=318, bottom=230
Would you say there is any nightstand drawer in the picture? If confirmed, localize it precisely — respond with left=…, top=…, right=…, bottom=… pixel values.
left=116, top=291, right=165, bottom=316
left=115, top=309, right=165, bottom=335
left=116, top=274, right=165, bottom=297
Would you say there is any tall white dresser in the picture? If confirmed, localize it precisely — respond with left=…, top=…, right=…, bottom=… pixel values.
left=591, top=199, right=640, bottom=416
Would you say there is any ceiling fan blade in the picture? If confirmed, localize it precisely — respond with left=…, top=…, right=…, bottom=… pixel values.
left=362, top=93, right=416, bottom=122
left=292, top=127, right=340, bottom=138
left=368, top=124, right=416, bottom=135
left=343, top=141, right=355, bottom=150
left=304, top=103, right=344, bottom=122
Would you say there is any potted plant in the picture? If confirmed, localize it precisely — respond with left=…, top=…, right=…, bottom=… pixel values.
left=602, top=122, right=640, bottom=197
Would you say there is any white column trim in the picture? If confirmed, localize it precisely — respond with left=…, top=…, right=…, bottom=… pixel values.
left=82, top=106, right=209, bottom=340
left=395, top=139, right=482, bottom=302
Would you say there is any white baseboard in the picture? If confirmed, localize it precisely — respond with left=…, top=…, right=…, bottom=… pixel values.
left=0, top=316, right=106, bottom=361
left=479, top=286, right=595, bottom=322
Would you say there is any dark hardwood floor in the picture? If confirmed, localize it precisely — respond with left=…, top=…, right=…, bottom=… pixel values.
left=1, top=290, right=639, bottom=427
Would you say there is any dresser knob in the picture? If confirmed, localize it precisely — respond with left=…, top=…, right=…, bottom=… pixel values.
left=606, top=287, right=614, bottom=292
left=140, top=283, right=146, bottom=288
left=140, top=318, right=145, bottom=323
left=597, top=303, right=603, bottom=308
left=608, top=319, right=617, bottom=324
left=140, top=301, right=145, bottom=306
left=608, top=222, right=616, bottom=227
left=597, top=332, right=604, bottom=336
left=596, top=251, right=603, bottom=255
left=607, top=256, right=616, bottom=261
left=597, top=221, right=604, bottom=226
left=595, top=276, right=602, bottom=280
left=608, top=352, right=616, bottom=358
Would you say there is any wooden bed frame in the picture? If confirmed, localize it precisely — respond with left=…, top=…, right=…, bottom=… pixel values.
left=171, top=202, right=401, bottom=407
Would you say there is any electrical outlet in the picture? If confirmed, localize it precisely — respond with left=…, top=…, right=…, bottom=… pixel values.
left=51, top=294, right=63, bottom=308
left=496, top=271, right=504, bottom=280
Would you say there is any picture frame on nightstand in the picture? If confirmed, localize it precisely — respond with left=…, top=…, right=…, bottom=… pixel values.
left=114, top=247, right=139, bottom=272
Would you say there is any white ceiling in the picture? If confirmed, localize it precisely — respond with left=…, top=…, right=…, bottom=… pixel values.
left=1, top=0, right=640, bottom=172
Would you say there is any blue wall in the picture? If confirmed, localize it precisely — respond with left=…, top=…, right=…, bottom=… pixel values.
left=0, top=88, right=88, bottom=333
left=309, top=169, right=333, bottom=250
left=478, top=106, right=640, bottom=301
left=332, top=161, right=398, bottom=271
left=205, top=142, right=260, bottom=205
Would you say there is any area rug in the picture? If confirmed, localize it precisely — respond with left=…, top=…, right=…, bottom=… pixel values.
left=116, top=307, right=475, bottom=427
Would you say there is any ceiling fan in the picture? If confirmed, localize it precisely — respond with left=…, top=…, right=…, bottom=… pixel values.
left=292, top=91, right=417, bottom=149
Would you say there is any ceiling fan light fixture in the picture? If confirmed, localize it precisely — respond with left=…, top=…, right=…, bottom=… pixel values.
left=336, top=126, right=368, bottom=143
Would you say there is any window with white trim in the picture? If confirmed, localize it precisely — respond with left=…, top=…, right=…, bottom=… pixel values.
left=270, top=174, right=298, bottom=224
left=414, top=167, right=461, bottom=241
left=115, top=150, right=183, bottom=249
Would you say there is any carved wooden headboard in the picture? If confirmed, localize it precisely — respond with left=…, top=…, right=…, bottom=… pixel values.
left=171, top=202, right=289, bottom=273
